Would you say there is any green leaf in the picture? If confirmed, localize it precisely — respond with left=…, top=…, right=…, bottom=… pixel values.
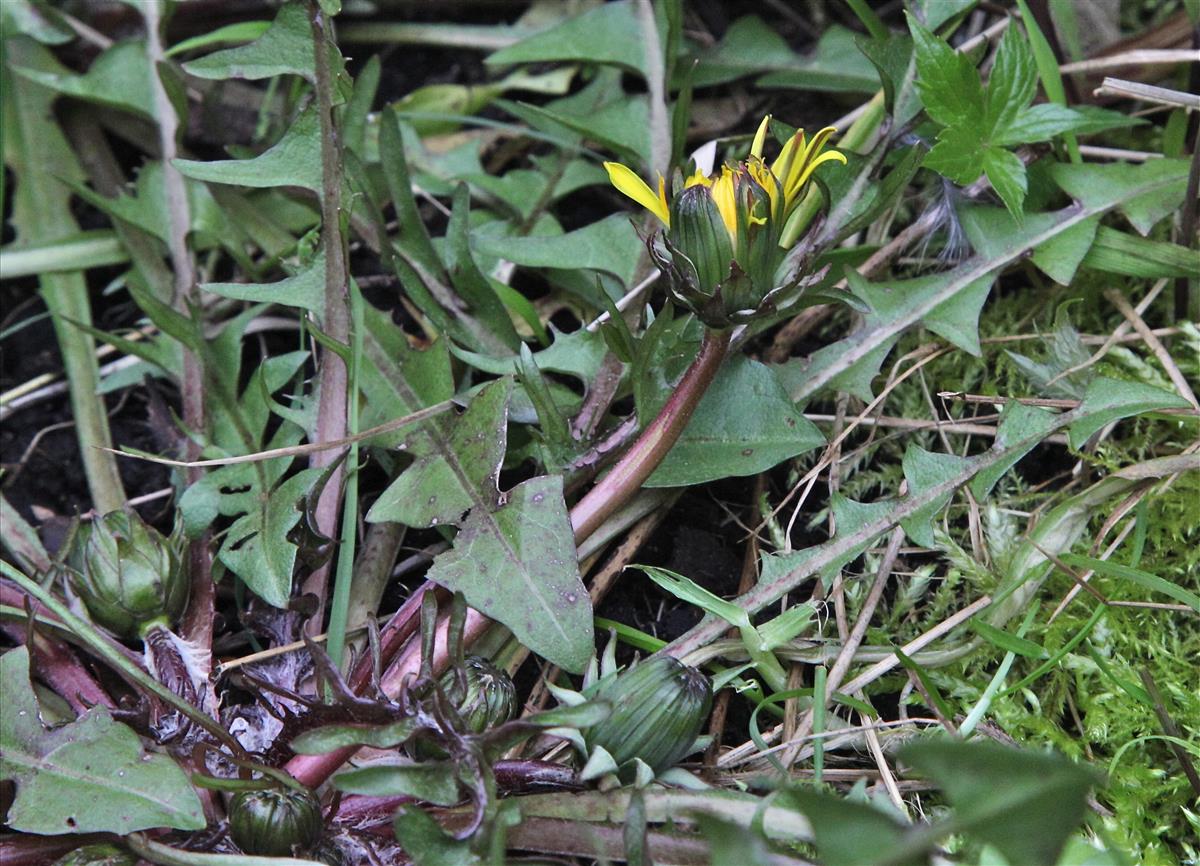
left=426, top=475, right=592, bottom=674
left=0, top=647, right=205, bottom=834
left=334, top=762, right=461, bottom=805
left=12, top=39, right=156, bottom=119
left=972, top=620, right=1049, bottom=658
left=779, top=788, right=921, bottom=866
left=900, top=445, right=972, bottom=548
left=290, top=718, right=422, bottom=754
left=1067, top=377, right=1191, bottom=449
left=500, top=94, right=651, bottom=167
left=1081, top=225, right=1200, bottom=279
left=445, top=184, right=521, bottom=353
left=203, top=249, right=325, bottom=314
left=166, top=20, right=271, bottom=58
left=1051, top=159, right=1190, bottom=235
left=473, top=214, right=644, bottom=291
left=981, top=145, right=1028, bottom=218
left=174, top=104, right=323, bottom=195
left=1030, top=217, right=1099, bottom=285
left=367, top=378, right=510, bottom=528
left=754, top=26, right=881, bottom=93
left=900, top=740, right=1098, bottom=866
left=984, top=25, right=1037, bottom=136
left=1060, top=554, right=1200, bottom=613
left=847, top=268, right=994, bottom=357
left=970, top=402, right=1062, bottom=499
left=220, top=461, right=335, bottom=607
left=486, top=0, right=647, bottom=76
left=909, top=14, right=984, bottom=128
left=182, top=2, right=314, bottom=82
left=393, top=806, right=482, bottom=866
left=634, top=565, right=752, bottom=630
left=646, top=355, right=825, bottom=487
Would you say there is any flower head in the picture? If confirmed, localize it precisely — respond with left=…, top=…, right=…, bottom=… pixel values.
left=603, top=116, right=846, bottom=326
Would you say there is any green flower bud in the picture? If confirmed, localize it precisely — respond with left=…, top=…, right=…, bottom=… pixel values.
left=228, top=787, right=323, bottom=857
left=52, top=844, right=137, bottom=866
left=584, top=656, right=712, bottom=774
left=667, top=184, right=735, bottom=302
left=67, top=510, right=188, bottom=639
left=441, top=655, right=518, bottom=734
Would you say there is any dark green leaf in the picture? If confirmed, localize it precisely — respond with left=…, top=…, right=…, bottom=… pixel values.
left=900, top=446, right=971, bottom=548
left=646, top=355, right=825, bottom=487
left=367, top=378, right=510, bottom=528
left=1060, top=554, right=1200, bottom=613
left=334, top=762, right=461, bottom=805
left=909, top=15, right=984, bottom=128
left=900, top=740, right=1099, bottom=866
left=779, top=788, right=923, bottom=866
left=290, top=718, right=423, bottom=754
left=426, top=475, right=593, bottom=674
left=981, top=145, right=1028, bottom=218
left=0, top=648, right=205, bottom=834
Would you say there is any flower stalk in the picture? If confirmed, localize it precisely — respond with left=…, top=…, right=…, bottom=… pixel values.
left=571, top=327, right=730, bottom=544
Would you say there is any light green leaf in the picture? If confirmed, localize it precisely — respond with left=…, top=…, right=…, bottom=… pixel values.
left=220, top=462, right=334, bottom=608
left=847, top=268, right=994, bottom=357
left=426, top=475, right=592, bottom=674
left=972, top=620, right=1049, bottom=658
left=754, top=26, right=881, bottom=93
left=473, top=214, right=644, bottom=290
left=1051, top=159, right=1190, bottom=235
left=1060, top=554, right=1200, bottom=613
left=203, top=249, right=325, bottom=314
left=174, top=104, right=323, bottom=195
left=486, top=0, right=646, bottom=76
left=166, top=20, right=271, bottom=58
left=367, top=378, right=510, bottom=528
left=1067, top=377, right=1191, bottom=449
left=647, top=355, right=825, bottom=487
left=183, top=2, right=314, bottom=82
left=901, top=445, right=972, bottom=548
left=970, top=402, right=1062, bottom=499
left=290, top=718, right=422, bottom=754
left=0, top=648, right=205, bottom=834
left=12, top=39, right=156, bottom=119
left=1030, top=217, right=1099, bottom=285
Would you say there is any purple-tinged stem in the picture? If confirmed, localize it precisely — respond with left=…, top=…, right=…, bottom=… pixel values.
left=571, top=327, right=730, bottom=544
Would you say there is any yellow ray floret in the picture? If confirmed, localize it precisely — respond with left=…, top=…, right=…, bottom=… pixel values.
left=603, top=161, right=670, bottom=226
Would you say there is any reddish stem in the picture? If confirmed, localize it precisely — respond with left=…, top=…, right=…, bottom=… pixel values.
left=286, top=329, right=732, bottom=790
left=570, top=327, right=730, bottom=544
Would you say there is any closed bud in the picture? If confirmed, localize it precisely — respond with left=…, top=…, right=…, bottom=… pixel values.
left=584, top=656, right=712, bottom=774
left=667, top=184, right=735, bottom=301
left=228, top=787, right=323, bottom=857
left=441, top=655, right=518, bottom=734
left=52, top=844, right=137, bottom=866
left=67, top=510, right=188, bottom=639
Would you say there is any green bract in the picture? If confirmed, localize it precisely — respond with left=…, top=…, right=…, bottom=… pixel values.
left=442, top=655, right=518, bottom=734
left=583, top=656, right=712, bottom=774
left=227, top=787, right=323, bottom=857
left=66, top=510, right=188, bottom=639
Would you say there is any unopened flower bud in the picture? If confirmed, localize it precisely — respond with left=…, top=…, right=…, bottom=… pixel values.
left=584, top=656, right=712, bottom=774
left=67, top=510, right=188, bottom=639
left=228, top=787, right=322, bottom=857
left=441, top=655, right=518, bottom=734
